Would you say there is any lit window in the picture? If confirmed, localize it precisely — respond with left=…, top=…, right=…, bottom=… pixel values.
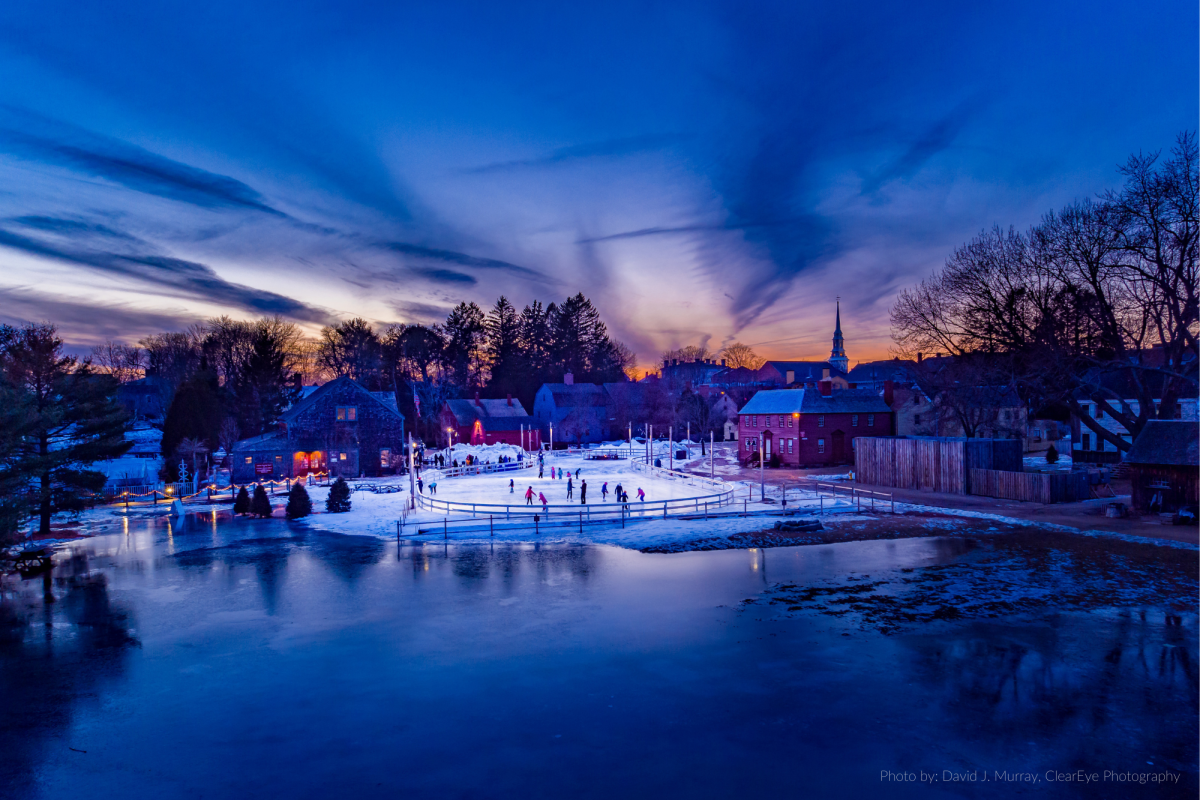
left=852, top=415, right=858, bottom=427
left=336, top=406, right=358, bottom=421
left=380, top=448, right=391, bottom=467
left=818, top=439, right=825, bottom=454
left=818, top=415, right=824, bottom=428
left=244, top=456, right=252, bottom=464
left=868, top=414, right=874, bottom=426
left=339, top=453, right=347, bottom=461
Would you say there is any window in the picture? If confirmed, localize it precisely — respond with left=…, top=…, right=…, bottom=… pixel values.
left=766, top=415, right=772, bottom=427
left=787, top=438, right=793, bottom=454
left=1095, top=406, right=1103, bottom=419
left=852, top=414, right=859, bottom=427
left=336, top=406, right=357, bottom=421
left=753, top=415, right=758, bottom=428
left=868, top=414, right=874, bottom=427
left=339, top=453, right=347, bottom=461
left=788, top=415, right=794, bottom=428
left=914, top=414, right=922, bottom=425
left=1080, top=433, right=1091, bottom=451
left=244, top=456, right=252, bottom=464
left=818, top=415, right=825, bottom=428
left=818, top=439, right=825, bottom=454
left=380, top=448, right=391, bottom=467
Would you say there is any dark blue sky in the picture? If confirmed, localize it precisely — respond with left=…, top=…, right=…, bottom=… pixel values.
left=0, top=0, right=1194, bottom=366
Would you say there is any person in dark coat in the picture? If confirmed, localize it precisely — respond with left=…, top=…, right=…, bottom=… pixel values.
left=580, top=480, right=587, bottom=504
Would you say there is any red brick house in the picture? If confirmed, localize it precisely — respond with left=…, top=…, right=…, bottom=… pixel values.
left=737, top=386, right=893, bottom=466
left=440, top=394, right=541, bottom=450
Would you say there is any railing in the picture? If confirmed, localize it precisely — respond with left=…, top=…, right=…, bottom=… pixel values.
left=798, top=479, right=895, bottom=513
left=92, top=473, right=331, bottom=506
left=432, top=460, right=534, bottom=479
left=414, top=491, right=737, bottom=522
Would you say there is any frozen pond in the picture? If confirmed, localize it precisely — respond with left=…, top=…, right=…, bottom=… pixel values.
left=1, top=516, right=1195, bottom=799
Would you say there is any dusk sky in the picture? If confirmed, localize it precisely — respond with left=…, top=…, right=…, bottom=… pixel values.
left=0, top=1, right=1195, bottom=368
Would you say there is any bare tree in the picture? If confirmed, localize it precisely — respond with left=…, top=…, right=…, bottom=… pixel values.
left=721, top=341, right=766, bottom=370
left=89, top=341, right=144, bottom=384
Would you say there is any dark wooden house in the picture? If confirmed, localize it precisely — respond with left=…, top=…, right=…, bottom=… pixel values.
left=1126, top=420, right=1199, bottom=514
left=231, top=377, right=405, bottom=482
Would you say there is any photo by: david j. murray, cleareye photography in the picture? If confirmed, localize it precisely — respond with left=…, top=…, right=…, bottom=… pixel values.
left=0, top=1, right=1196, bottom=798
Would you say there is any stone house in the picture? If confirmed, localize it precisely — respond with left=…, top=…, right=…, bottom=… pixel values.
left=737, top=385, right=893, bottom=467
left=231, top=377, right=405, bottom=482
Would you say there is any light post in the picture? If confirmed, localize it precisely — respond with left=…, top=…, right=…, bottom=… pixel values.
left=710, top=431, right=714, bottom=481
left=446, top=427, right=455, bottom=466
left=549, top=422, right=554, bottom=453
left=669, top=426, right=674, bottom=472
left=408, top=433, right=417, bottom=509
left=759, top=435, right=765, bottom=502
left=628, top=422, right=632, bottom=460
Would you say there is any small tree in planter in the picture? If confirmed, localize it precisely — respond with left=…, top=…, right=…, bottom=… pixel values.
left=326, top=477, right=352, bottom=513
left=286, top=483, right=312, bottom=519
left=251, top=484, right=273, bottom=518
left=769, top=452, right=782, bottom=469
left=1045, top=444, right=1059, bottom=464
left=233, top=486, right=251, bottom=515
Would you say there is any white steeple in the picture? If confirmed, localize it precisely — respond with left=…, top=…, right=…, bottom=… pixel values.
left=828, top=299, right=849, bottom=373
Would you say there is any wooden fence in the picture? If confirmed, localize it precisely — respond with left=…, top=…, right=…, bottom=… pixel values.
left=855, top=437, right=1023, bottom=494
left=968, top=469, right=1089, bottom=504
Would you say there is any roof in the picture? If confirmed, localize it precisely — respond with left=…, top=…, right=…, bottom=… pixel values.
left=538, top=383, right=608, bottom=407
left=444, top=397, right=533, bottom=426
left=1125, top=420, right=1200, bottom=466
left=847, top=359, right=915, bottom=382
left=759, top=361, right=849, bottom=382
left=739, top=388, right=891, bottom=415
left=280, top=376, right=403, bottom=424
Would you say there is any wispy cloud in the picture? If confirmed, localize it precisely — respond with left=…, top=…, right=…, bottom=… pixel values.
left=463, top=134, right=683, bottom=174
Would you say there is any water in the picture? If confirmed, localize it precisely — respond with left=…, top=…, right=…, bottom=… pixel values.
left=2, top=515, right=1195, bottom=799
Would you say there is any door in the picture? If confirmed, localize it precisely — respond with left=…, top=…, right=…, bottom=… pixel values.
left=832, top=430, right=846, bottom=463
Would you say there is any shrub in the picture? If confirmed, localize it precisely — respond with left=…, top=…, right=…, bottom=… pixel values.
left=251, top=484, right=273, bottom=518
left=233, top=486, right=250, bottom=515
left=1045, top=444, right=1059, bottom=464
left=769, top=453, right=782, bottom=469
left=285, top=483, right=312, bottom=520
left=326, top=477, right=352, bottom=513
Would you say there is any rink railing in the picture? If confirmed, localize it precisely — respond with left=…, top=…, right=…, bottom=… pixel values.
left=413, top=488, right=737, bottom=521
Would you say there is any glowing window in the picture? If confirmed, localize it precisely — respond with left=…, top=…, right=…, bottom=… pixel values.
left=336, top=406, right=357, bottom=421
left=339, top=453, right=347, bottom=461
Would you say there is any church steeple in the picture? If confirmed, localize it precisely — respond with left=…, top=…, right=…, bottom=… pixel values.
left=828, top=299, right=849, bottom=373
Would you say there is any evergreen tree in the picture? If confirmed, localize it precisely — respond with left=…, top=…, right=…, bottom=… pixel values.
left=161, top=367, right=222, bottom=481
left=1045, top=444, right=1059, bottom=464
left=233, top=320, right=302, bottom=438
left=1, top=323, right=131, bottom=537
left=285, top=483, right=312, bottom=519
left=326, top=477, right=352, bottom=513
left=0, top=372, right=36, bottom=545
left=233, top=486, right=251, bottom=515
left=443, top=302, right=487, bottom=389
left=485, top=296, right=524, bottom=399
left=251, top=484, right=273, bottom=518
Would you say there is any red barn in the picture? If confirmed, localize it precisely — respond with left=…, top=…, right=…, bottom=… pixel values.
left=737, top=385, right=893, bottom=466
left=439, top=394, right=542, bottom=450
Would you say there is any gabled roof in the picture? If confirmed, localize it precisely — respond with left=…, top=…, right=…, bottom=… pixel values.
left=1125, top=420, right=1199, bottom=466
left=538, top=383, right=608, bottom=407
left=444, top=397, right=533, bottom=426
left=847, top=359, right=915, bottom=382
left=280, top=376, right=403, bottom=423
left=739, top=388, right=891, bottom=415
left=759, top=361, right=849, bottom=382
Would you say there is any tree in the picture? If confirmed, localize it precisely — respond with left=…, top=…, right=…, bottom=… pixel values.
left=89, top=341, right=144, bottom=384
left=1, top=323, right=131, bottom=536
left=317, top=318, right=382, bottom=387
left=251, top=484, right=273, bottom=518
left=174, top=437, right=209, bottom=490
left=891, top=133, right=1198, bottom=453
left=443, top=302, right=488, bottom=389
left=234, top=321, right=302, bottom=437
left=485, top=296, right=524, bottom=398
left=161, top=369, right=222, bottom=480
left=1045, top=444, right=1059, bottom=464
left=140, top=327, right=204, bottom=404
left=721, top=342, right=765, bottom=370
left=285, top=483, right=312, bottom=519
left=326, top=477, right=352, bottom=512
left=385, top=324, right=445, bottom=384
left=233, top=486, right=251, bottom=515
left=0, top=372, right=36, bottom=545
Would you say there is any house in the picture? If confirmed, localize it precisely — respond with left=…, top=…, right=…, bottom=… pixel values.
left=737, top=385, right=893, bottom=467
left=440, top=394, right=541, bottom=449
left=890, top=386, right=936, bottom=437
left=231, top=376, right=405, bottom=482
left=1125, top=420, right=1199, bottom=514
left=533, top=376, right=660, bottom=445
left=710, top=394, right=739, bottom=441
left=757, top=361, right=848, bottom=388
left=116, top=376, right=167, bottom=421
left=889, top=384, right=1026, bottom=441
left=1071, top=375, right=1199, bottom=464
left=847, top=358, right=916, bottom=391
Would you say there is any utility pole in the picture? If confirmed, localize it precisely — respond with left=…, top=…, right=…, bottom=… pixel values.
left=669, top=426, right=673, bottom=471
left=549, top=422, right=554, bottom=453
left=407, top=433, right=417, bottom=509
left=628, top=422, right=632, bottom=460
left=710, top=431, right=714, bottom=481
left=759, top=435, right=765, bottom=501
left=648, top=424, right=652, bottom=465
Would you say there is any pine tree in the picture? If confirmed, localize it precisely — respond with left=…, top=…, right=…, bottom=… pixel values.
left=326, top=477, right=352, bottom=513
left=1, top=323, right=131, bottom=536
left=1045, top=443, right=1059, bottom=464
left=251, top=484, right=273, bottom=518
left=161, top=368, right=222, bottom=481
left=233, top=486, right=251, bottom=515
left=0, top=371, right=36, bottom=545
left=285, top=483, right=312, bottom=519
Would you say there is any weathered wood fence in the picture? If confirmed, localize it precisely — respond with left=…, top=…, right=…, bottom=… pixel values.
left=968, top=469, right=1088, bottom=504
left=855, top=437, right=1023, bottom=494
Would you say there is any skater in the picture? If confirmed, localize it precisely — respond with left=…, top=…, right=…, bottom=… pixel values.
left=614, top=483, right=623, bottom=504
left=538, top=465, right=544, bottom=479
left=509, top=478, right=515, bottom=493
left=551, top=466, right=556, bottom=480
left=580, top=480, right=587, bottom=504
left=539, top=492, right=548, bottom=512
left=637, top=487, right=645, bottom=502
left=417, top=477, right=424, bottom=493
left=567, top=476, right=573, bottom=499
left=525, top=486, right=534, bottom=505
left=575, top=468, right=580, bottom=479
left=601, top=481, right=608, bottom=501
left=429, top=481, right=437, bottom=495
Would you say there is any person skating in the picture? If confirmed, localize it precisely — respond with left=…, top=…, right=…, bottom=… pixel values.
left=538, top=464, right=544, bottom=479
left=614, top=483, right=622, bottom=504
left=551, top=466, right=556, bottom=480
left=525, top=486, right=534, bottom=505
left=417, top=477, right=424, bottom=493
left=429, top=481, right=437, bottom=495
left=637, top=487, right=645, bottom=502
left=567, top=476, right=573, bottom=499
left=539, top=492, right=548, bottom=512
left=575, top=468, right=581, bottom=479
left=601, top=481, right=608, bottom=501
left=580, top=480, right=587, bottom=504
left=509, top=478, right=515, bottom=493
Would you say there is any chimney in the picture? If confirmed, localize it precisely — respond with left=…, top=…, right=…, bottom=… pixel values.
left=822, top=368, right=830, bottom=380
left=917, top=352, right=923, bottom=364
left=818, top=379, right=832, bottom=396
left=506, top=393, right=513, bottom=406
left=884, top=379, right=894, bottom=407
left=564, top=372, right=574, bottom=386
left=721, top=359, right=726, bottom=367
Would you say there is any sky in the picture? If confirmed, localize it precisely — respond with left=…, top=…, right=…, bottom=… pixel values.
left=0, top=1, right=1195, bottom=370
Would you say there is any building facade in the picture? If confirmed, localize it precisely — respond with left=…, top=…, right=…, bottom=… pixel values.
left=231, top=377, right=405, bottom=482
left=737, top=386, right=893, bottom=467
left=439, top=394, right=541, bottom=449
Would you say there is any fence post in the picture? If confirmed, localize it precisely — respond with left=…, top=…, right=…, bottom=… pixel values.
left=444, top=519, right=447, bottom=539
left=490, top=515, right=494, bottom=537
left=153, top=491, right=158, bottom=505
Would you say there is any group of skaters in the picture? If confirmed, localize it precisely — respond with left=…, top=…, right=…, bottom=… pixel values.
left=518, top=474, right=642, bottom=511
left=433, top=452, right=523, bottom=469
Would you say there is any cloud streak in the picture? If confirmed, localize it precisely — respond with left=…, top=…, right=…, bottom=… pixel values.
left=463, top=134, right=683, bottom=174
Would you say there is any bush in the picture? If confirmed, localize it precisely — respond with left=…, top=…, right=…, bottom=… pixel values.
left=233, top=486, right=250, bottom=515
left=251, top=484, right=273, bottom=518
left=285, top=483, right=312, bottom=520
left=1045, top=444, right=1059, bottom=464
left=769, top=453, right=782, bottom=469
left=326, top=477, right=352, bottom=513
